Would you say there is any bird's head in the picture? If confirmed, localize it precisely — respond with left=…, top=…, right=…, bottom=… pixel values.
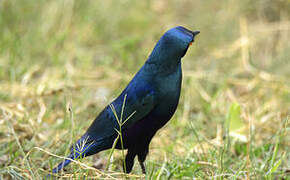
left=147, top=26, right=200, bottom=67
left=162, top=26, right=200, bottom=58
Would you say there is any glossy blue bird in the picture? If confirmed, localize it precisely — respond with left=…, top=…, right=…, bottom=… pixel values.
left=51, top=26, right=200, bottom=174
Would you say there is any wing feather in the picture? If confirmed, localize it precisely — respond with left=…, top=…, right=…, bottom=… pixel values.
left=86, top=80, right=156, bottom=141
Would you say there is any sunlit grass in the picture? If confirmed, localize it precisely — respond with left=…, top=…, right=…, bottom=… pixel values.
left=0, top=0, right=289, bottom=179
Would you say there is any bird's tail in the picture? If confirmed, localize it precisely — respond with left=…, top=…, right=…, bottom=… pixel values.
left=52, top=153, right=76, bottom=173
left=51, top=134, right=99, bottom=174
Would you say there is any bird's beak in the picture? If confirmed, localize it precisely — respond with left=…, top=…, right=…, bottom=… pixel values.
left=189, top=31, right=200, bottom=45
left=192, top=31, right=200, bottom=36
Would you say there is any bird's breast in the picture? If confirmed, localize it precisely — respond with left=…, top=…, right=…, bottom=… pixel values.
left=152, top=64, right=182, bottom=120
left=157, top=63, right=182, bottom=97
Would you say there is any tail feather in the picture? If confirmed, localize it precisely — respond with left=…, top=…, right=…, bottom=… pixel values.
left=50, top=134, right=104, bottom=174
left=52, top=153, right=77, bottom=173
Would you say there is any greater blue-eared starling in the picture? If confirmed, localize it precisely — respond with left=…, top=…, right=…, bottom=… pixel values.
left=51, top=26, right=200, bottom=174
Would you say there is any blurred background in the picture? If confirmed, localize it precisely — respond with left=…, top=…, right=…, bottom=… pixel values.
left=0, top=0, right=289, bottom=179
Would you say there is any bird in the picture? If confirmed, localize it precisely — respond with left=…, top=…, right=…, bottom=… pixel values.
left=51, top=26, right=200, bottom=175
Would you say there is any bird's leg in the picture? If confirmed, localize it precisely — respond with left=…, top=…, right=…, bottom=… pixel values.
left=138, top=158, right=146, bottom=174
left=137, top=146, right=149, bottom=174
left=124, top=149, right=136, bottom=173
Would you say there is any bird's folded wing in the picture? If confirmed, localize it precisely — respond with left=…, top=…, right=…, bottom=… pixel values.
left=86, top=81, right=156, bottom=141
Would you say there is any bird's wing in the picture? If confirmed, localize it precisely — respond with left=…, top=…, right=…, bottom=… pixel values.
left=51, top=81, right=156, bottom=174
left=86, top=80, right=156, bottom=141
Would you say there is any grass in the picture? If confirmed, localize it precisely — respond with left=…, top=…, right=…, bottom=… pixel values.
left=0, top=0, right=289, bottom=179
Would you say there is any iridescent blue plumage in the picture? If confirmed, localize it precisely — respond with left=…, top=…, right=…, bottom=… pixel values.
left=51, top=26, right=199, bottom=174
